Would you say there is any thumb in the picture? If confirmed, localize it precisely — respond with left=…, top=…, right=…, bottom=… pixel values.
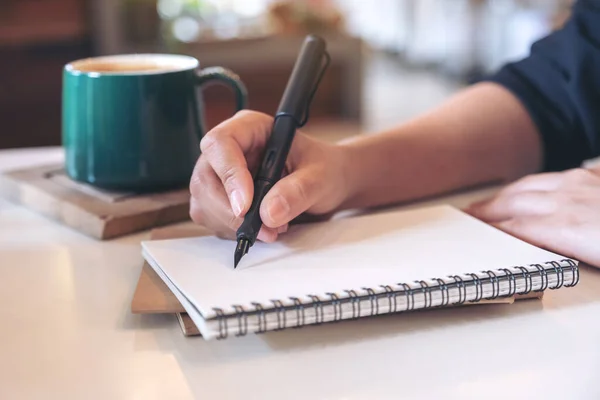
left=259, top=168, right=322, bottom=228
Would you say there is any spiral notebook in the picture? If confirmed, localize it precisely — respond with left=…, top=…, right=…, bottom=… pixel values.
left=141, top=205, right=579, bottom=340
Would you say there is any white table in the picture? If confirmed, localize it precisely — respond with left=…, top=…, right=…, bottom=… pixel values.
left=2, top=147, right=600, bottom=400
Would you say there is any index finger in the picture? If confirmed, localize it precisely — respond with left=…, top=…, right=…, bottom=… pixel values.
left=199, top=111, right=274, bottom=217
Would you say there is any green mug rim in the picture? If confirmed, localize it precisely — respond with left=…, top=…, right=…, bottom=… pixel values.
left=64, top=53, right=199, bottom=77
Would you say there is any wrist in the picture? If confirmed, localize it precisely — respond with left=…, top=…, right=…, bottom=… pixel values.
left=334, top=139, right=367, bottom=211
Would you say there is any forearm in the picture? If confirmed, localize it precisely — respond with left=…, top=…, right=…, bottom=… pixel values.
left=338, top=82, right=543, bottom=210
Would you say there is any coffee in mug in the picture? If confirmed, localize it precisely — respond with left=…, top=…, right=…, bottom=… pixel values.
left=72, top=61, right=169, bottom=73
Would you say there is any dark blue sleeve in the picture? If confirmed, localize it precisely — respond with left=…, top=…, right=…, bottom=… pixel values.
left=486, top=0, right=600, bottom=171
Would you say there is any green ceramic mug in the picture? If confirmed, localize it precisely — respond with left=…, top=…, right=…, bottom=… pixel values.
left=62, top=53, right=247, bottom=191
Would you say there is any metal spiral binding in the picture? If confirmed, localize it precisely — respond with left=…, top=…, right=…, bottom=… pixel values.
left=417, top=280, right=432, bottom=308
left=467, top=273, right=483, bottom=302
left=271, top=299, right=287, bottom=331
left=213, top=308, right=228, bottom=340
left=252, top=302, right=267, bottom=334
left=345, top=289, right=361, bottom=319
left=516, top=266, right=533, bottom=294
left=289, top=297, right=305, bottom=328
left=531, top=264, right=548, bottom=292
left=499, top=268, right=517, bottom=296
left=232, top=305, right=248, bottom=337
left=483, top=270, right=500, bottom=299
left=548, top=261, right=565, bottom=289
left=363, top=287, right=379, bottom=316
left=434, top=278, right=450, bottom=306
left=210, top=260, right=578, bottom=339
left=565, top=259, right=579, bottom=286
left=327, top=293, right=342, bottom=322
left=449, top=275, right=467, bottom=304
left=308, top=295, right=324, bottom=324
left=400, top=283, right=414, bottom=311
left=381, top=285, right=397, bottom=313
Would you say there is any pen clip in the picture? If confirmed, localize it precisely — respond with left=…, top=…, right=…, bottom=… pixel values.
left=297, top=51, right=330, bottom=128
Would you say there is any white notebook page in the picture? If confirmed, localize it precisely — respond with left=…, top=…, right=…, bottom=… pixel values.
left=141, top=205, right=566, bottom=319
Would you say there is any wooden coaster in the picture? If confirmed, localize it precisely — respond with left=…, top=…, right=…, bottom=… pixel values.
left=0, top=164, right=190, bottom=240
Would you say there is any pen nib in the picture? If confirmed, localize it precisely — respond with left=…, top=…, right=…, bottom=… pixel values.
left=234, top=238, right=250, bottom=269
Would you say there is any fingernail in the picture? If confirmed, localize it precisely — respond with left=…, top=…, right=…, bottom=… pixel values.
left=230, top=190, right=243, bottom=216
left=267, top=195, right=290, bottom=225
left=257, top=227, right=277, bottom=243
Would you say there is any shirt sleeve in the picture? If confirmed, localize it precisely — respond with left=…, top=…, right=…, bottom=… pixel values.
left=486, top=0, right=600, bottom=171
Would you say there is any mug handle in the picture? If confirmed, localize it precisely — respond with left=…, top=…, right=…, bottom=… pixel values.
left=195, top=67, right=248, bottom=130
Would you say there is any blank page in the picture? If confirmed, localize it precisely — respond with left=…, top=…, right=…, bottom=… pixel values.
left=141, top=205, right=565, bottom=319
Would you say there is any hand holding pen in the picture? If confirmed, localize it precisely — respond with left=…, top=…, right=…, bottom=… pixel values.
left=234, top=35, right=331, bottom=266
left=189, top=36, right=349, bottom=262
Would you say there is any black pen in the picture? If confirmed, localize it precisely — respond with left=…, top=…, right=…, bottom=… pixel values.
left=234, top=34, right=329, bottom=268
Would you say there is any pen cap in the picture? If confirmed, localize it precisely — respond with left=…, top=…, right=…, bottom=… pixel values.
left=276, top=35, right=327, bottom=125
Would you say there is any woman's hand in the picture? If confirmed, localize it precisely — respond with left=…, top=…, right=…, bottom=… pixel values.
left=190, top=110, right=351, bottom=242
left=468, top=166, right=600, bottom=267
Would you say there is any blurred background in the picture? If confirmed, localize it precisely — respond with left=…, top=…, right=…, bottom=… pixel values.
left=0, top=0, right=574, bottom=149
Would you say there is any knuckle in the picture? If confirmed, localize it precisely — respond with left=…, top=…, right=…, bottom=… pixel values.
left=506, top=193, right=521, bottom=207
left=551, top=191, right=571, bottom=208
left=563, top=211, right=582, bottom=228
left=564, top=168, right=590, bottom=182
left=200, top=129, right=224, bottom=154
left=508, top=174, right=538, bottom=193
left=221, top=164, right=241, bottom=190
left=289, top=176, right=311, bottom=204
left=235, top=109, right=256, bottom=119
left=189, top=201, right=206, bottom=226
left=206, top=176, right=223, bottom=194
left=236, top=109, right=273, bottom=123
left=189, top=172, right=205, bottom=197
left=189, top=164, right=217, bottom=198
left=517, top=174, right=538, bottom=186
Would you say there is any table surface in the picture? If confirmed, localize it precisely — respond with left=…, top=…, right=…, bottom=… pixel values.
left=2, top=147, right=600, bottom=400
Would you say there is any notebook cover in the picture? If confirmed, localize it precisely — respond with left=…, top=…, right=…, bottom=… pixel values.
left=131, top=225, right=212, bottom=314
left=131, top=222, right=543, bottom=337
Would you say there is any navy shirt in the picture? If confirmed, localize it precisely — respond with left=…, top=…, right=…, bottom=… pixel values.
left=488, top=0, right=600, bottom=171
